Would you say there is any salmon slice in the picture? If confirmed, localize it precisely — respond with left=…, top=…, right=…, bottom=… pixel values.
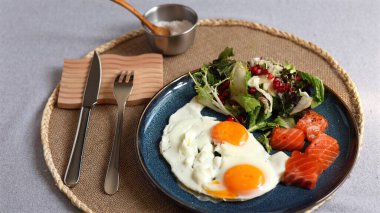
left=270, top=127, right=305, bottom=151
left=296, top=110, right=328, bottom=141
left=281, top=151, right=323, bottom=189
left=306, top=133, right=340, bottom=170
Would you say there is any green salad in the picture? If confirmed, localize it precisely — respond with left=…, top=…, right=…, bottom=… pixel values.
left=190, top=48, right=324, bottom=150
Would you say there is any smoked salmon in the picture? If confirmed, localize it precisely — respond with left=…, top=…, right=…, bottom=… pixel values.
left=270, top=127, right=305, bottom=151
left=281, top=151, right=323, bottom=189
left=306, top=133, right=340, bottom=170
left=295, top=110, right=328, bottom=141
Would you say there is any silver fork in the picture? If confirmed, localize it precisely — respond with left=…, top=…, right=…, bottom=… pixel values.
left=104, top=71, right=134, bottom=195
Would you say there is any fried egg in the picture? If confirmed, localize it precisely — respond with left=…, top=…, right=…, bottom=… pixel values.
left=160, top=98, right=289, bottom=201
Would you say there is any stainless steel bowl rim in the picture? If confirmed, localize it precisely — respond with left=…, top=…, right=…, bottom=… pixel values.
left=142, top=3, right=198, bottom=38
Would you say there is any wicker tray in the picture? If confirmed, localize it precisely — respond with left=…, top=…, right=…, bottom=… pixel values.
left=41, top=19, right=363, bottom=213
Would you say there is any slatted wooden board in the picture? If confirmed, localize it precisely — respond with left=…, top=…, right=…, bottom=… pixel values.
left=58, top=53, right=163, bottom=109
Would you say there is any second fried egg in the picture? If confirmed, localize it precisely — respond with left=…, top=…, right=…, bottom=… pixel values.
left=160, top=98, right=289, bottom=201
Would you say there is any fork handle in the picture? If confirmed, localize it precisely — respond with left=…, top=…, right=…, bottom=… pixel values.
left=64, top=106, right=91, bottom=187
left=104, top=105, right=124, bottom=195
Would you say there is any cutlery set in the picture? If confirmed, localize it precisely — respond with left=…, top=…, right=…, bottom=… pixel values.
left=64, top=51, right=133, bottom=195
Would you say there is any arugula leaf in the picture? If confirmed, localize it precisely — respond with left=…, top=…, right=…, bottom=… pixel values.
left=248, top=121, right=277, bottom=132
left=299, top=72, right=325, bottom=108
left=284, top=62, right=297, bottom=74
left=257, top=131, right=272, bottom=153
left=207, top=47, right=236, bottom=81
left=273, top=116, right=295, bottom=128
left=218, top=47, right=234, bottom=60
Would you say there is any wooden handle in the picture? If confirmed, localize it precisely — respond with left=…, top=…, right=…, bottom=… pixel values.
left=111, top=0, right=170, bottom=36
left=111, top=0, right=158, bottom=34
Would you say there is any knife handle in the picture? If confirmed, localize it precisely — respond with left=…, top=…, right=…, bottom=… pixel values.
left=64, top=107, right=91, bottom=187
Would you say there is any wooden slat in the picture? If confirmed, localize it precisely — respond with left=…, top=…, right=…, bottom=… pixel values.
left=57, top=54, right=163, bottom=109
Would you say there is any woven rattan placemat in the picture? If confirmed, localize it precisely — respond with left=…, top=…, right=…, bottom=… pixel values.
left=41, top=19, right=363, bottom=213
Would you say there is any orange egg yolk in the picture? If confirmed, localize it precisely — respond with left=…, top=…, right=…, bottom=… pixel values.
left=223, top=164, right=265, bottom=195
left=203, top=180, right=237, bottom=199
left=204, top=188, right=238, bottom=199
left=211, top=121, right=248, bottom=146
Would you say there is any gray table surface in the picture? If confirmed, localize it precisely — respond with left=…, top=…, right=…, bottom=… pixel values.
left=1, top=0, right=379, bottom=212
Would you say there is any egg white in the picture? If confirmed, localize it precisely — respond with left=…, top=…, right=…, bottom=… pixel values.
left=160, top=98, right=289, bottom=201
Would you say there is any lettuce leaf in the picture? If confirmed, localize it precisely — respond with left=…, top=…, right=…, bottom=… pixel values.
left=273, top=116, right=295, bottom=128
left=218, top=47, right=234, bottom=60
left=190, top=66, right=232, bottom=116
left=233, top=93, right=261, bottom=113
left=230, top=61, right=249, bottom=96
left=299, top=72, right=325, bottom=108
left=257, top=131, right=272, bottom=153
left=208, top=47, right=236, bottom=83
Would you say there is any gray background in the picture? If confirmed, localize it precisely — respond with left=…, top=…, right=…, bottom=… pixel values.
left=1, top=0, right=379, bottom=212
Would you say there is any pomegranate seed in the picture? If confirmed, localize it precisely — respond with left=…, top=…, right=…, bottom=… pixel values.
left=218, top=95, right=225, bottom=104
left=284, top=83, right=290, bottom=92
left=267, top=73, right=274, bottom=80
left=250, top=65, right=262, bottom=75
left=222, top=90, right=230, bottom=98
left=261, top=69, right=269, bottom=75
left=219, top=80, right=230, bottom=92
left=225, top=115, right=236, bottom=122
left=295, top=75, right=302, bottom=81
left=273, top=77, right=281, bottom=83
left=273, top=77, right=282, bottom=89
left=276, top=87, right=284, bottom=93
left=248, top=87, right=256, bottom=94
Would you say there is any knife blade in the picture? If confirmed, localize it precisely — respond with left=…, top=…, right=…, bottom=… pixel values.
left=64, top=51, right=102, bottom=187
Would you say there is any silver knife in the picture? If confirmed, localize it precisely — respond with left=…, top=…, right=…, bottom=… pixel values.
left=64, top=51, right=102, bottom=187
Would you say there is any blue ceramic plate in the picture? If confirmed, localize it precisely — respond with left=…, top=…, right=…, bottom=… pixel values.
left=136, top=73, right=359, bottom=212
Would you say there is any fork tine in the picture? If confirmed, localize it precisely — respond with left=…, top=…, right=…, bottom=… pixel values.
left=118, top=71, right=127, bottom=83
left=125, top=70, right=133, bottom=83
left=115, top=72, right=123, bottom=83
left=114, top=73, right=121, bottom=83
left=121, top=72, right=128, bottom=83
left=130, top=70, right=134, bottom=81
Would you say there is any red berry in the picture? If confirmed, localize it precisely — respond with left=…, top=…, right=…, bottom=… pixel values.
left=261, top=69, right=269, bottom=75
left=218, top=95, right=225, bottom=104
left=225, top=115, right=236, bottom=122
left=276, top=82, right=287, bottom=93
left=250, top=65, right=262, bottom=75
left=284, top=83, right=290, bottom=92
left=267, top=73, right=274, bottom=80
left=219, top=80, right=230, bottom=91
left=273, top=77, right=282, bottom=89
left=248, top=87, right=256, bottom=94
left=276, top=87, right=285, bottom=93
left=295, top=75, right=302, bottom=81
left=273, top=77, right=281, bottom=83
left=222, top=90, right=230, bottom=98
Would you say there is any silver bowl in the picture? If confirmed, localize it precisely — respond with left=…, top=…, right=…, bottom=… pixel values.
left=143, top=4, right=198, bottom=56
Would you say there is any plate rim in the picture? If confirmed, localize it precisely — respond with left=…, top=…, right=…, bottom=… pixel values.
left=135, top=72, right=360, bottom=212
